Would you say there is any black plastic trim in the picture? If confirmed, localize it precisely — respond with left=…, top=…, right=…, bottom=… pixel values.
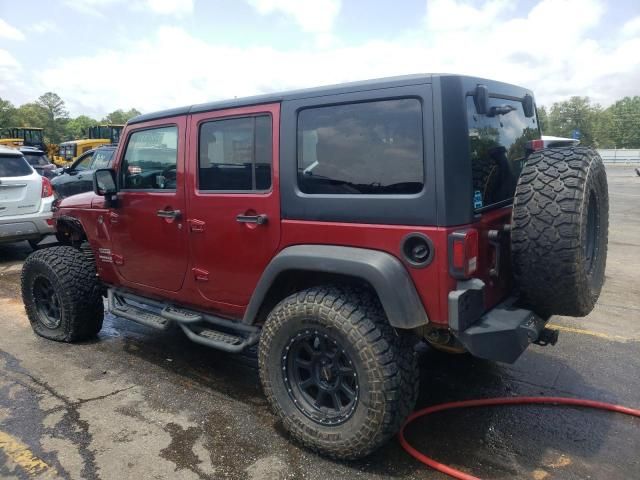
left=243, top=245, right=429, bottom=329
left=280, top=84, right=436, bottom=225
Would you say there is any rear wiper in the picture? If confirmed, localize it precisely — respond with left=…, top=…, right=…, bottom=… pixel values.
left=488, top=104, right=516, bottom=117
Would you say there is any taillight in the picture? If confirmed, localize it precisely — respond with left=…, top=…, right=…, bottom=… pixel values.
left=449, top=229, right=479, bottom=279
left=526, top=139, right=545, bottom=152
left=41, top=176, right=53, bottom=197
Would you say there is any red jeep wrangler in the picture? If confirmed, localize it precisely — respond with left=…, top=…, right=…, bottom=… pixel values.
left=21, top=74, right=608, bottom=459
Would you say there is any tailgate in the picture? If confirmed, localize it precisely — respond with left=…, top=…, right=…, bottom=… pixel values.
left=0, top=174, right=41, bottom=217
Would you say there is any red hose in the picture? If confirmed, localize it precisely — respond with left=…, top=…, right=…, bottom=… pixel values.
left=398, top=396, right=640, bottom=480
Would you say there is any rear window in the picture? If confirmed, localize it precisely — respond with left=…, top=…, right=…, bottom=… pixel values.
left=297, top=98, right=424, bottom=195
left=24, top=153, right=49, bottom=166
left=0, top=155, right=32, bottom=177
left=467, top=96, right=539, bottom=210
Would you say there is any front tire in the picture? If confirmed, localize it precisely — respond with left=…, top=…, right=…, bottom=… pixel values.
left=21, top=246, right=104, bottom=342
left=259, top=286, right=419, bottom=459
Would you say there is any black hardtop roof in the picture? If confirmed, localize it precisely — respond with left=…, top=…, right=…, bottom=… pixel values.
left=128, top=73, right=533, bottom=126
left=129, top=73, right=438, bottom=125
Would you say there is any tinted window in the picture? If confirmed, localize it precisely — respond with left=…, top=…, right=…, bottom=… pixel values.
left=0, top=155, right=32, bottom=177
left=297, top=99, right=423, bottom=195
left=92, top=149, right=114, bottom=169
left=467, top=96, right=539, bottom=210
left=74, top=153, right=94, bottom=171
left=198, top=115, right=272, bottom=191
left=122, top=126, right=178, bottom=190
left=24, top=153, right=49, bottom=166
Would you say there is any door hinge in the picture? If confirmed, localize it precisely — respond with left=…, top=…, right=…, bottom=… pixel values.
left=188, top=219, right=206, bottom=233
left=192, top=267, right=209, bottom=281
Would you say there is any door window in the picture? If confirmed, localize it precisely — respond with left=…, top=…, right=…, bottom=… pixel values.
left=122, top=126, right=178, bottom=190
left=198, top=115, right=272, bottom=191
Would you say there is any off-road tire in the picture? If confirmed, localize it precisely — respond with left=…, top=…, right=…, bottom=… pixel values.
left=22, top=245, right=104, bottom=341
left=511, top=147, right=608, bottom=317
left=259, top=286, right=419, bottom=459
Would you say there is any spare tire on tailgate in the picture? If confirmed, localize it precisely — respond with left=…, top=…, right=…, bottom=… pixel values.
left=511, top=147, right=608, bottom=318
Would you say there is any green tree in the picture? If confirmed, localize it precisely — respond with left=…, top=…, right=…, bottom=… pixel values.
left=536, top=105, right=548, bottom=133
left=65, top=115, right=97, bottom=140
left=15, top=103, right=48, bottom=129
left=36, top=92, right=69, bottom=143
left=604, top=96, right=640, bottom=148
left=546, top=97, right=601, bottom=147
left=102, top=108, right=141, bottom=124
left=0, top=98, right=17, bottom=131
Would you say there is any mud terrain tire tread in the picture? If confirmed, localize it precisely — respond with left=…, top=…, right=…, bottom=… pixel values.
left=22, top=245, right=104, bottom=341
left=511, top=147, right=608, bottom=317
left=259, top=286, right=419, bottom=460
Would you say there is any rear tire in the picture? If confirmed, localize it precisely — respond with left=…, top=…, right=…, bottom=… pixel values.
left=259, top=286, right=419, bottom=459
left=511, top=147, right=608, bottom=317
left=21, top=246, right=104, bottom=342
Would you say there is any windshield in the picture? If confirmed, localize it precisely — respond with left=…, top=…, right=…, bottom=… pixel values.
left=0, top=155, right=32, bottom=177
left=467, top=96, right=539, bottom=210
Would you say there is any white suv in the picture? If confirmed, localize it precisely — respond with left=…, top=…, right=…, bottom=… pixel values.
left=0, top=145, right=54, bottom=248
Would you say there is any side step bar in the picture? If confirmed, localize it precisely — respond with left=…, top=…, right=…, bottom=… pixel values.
left=107, top=289, right=260, bottom=353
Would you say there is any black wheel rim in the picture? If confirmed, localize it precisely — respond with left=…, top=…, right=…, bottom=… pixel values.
left=282, top=330, right=359, bottom=426
left=584, top=191, right=599, bottom=274
left=33, top=276, right=62, bottom=329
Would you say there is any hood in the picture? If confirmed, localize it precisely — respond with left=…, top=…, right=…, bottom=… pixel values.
left=57, top=191, right=96, bottom=209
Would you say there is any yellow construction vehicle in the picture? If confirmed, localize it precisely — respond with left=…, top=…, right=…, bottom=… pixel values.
left=52, top=124, right=124, bottom=166
left=0, top=127, right=46, bottom=150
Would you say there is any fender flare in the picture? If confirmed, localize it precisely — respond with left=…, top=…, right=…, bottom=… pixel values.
left=243, top=245, right=429, bottom=329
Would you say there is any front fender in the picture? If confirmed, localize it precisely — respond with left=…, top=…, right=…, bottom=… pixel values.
left=243, top=245, right=429, bottom=329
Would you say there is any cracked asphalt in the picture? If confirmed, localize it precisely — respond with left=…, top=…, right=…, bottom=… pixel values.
left=0, top=166, right=639, bottom=480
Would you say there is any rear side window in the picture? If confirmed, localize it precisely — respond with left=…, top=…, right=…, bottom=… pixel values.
left=122, top=126, right=178, bottom=190
left=297, top=99, right=424, bottom=195
left=0, top=155, right=32, bottom=177
left=467, top=96, right=539, bottom=210
left=198, top=115, right=272, bottom=191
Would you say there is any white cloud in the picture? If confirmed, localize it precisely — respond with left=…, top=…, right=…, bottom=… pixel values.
left=247, top=0, right=341, bottom=36
left=28, top=20, right=56, bottom=34
left=0, top=18, right=25, bottom=41
left=622, top=16, right=640, bottom=37
left=64, top=0, right=193, bottom=17
left=12, top=0, right=640, bottom=117
left=143, top=0, right=193, bottom=16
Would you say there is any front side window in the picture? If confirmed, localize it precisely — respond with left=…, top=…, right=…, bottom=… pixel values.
left=122, top=126, right=178, bottom=190
left=198, top=115, right=272, bottom=191
left=297, top=99, right=424, bottom=195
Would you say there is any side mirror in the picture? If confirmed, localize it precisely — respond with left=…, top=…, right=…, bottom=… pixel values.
left=93, top=168, right=118, bottom=196
left=523, top=94, right=535, bottom=118
left=473, top=84, right=489, bottom=115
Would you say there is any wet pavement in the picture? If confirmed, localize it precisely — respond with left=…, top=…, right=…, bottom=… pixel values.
left=0, top=166, right=638, bottom=480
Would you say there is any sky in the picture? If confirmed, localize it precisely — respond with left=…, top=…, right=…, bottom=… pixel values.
left=1, top=0, right=639, bottom=118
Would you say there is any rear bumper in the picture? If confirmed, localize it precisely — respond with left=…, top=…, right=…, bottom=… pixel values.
left=0, top=198, right=54, bottom=243
left=449, top=281, right=548, bottom=363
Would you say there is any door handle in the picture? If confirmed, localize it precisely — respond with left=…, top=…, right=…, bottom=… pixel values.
left=157, top=209, right=182, bottom=219
left=236, top=214, right=268, bottom=225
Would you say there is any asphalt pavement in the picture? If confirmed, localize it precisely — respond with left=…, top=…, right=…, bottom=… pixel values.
left=0, top=166, right=638, bottom=480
